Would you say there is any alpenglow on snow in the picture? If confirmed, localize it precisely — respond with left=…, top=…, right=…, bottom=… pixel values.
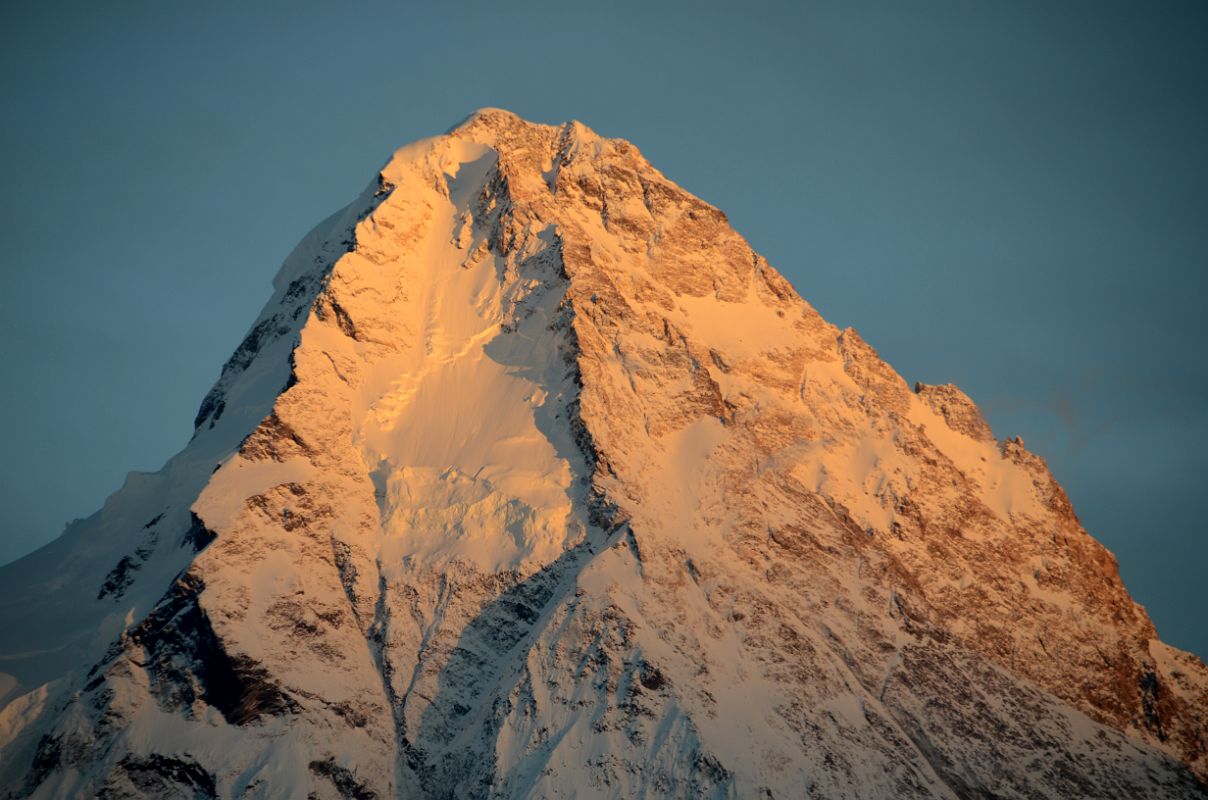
left=1, top=110, right=1206, bottom=799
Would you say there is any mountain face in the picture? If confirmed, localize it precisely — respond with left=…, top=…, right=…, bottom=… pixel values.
left=1, top=108, right=1205, bottom=799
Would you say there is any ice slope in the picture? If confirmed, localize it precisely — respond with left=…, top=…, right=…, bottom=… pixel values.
left=0, top=109, right=1205, bottom=799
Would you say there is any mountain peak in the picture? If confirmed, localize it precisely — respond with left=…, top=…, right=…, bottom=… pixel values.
left=2, top=115, right=1206, bottom=799
left=448, top=107, right=600, bottom=140
left=447, top=105, right=526, bottom=131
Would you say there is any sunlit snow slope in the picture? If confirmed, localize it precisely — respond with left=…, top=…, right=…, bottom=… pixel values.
left=1, top=110, right=1205, bottom=799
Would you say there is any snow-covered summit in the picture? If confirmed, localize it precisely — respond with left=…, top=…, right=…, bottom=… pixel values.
left=1, top=111, right=1205, bottom=799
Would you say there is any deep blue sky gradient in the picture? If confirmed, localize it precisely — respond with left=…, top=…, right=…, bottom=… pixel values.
left=1, top=1, right=1205, bottom=655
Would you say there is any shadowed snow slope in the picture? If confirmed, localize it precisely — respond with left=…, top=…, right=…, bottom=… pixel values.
left=1, top=109, right=1206, bottom=799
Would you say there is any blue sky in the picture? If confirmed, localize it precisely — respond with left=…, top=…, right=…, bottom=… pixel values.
left=1, top=1, right=1205, bottom=656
